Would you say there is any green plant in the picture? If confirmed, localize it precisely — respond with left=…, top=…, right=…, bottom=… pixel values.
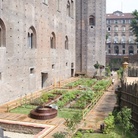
left=74, top=131, right=83, bottom=138
left=103, top=113, right=115, bottom=134
left=65, top=113, right=82, bottom=137
left=117, top=67, right=124, bottom=79
left=116, top=106, right=134, bottom=134
left=52, top=132, right=66, bottom=138
left=94, top=61, right=100, bottom=69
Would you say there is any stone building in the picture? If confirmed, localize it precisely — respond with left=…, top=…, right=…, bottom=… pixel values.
left=0, top=0, right=106, bottom=104
left=106, top=11, right=137, bottom=56
left=76, top=0, right=106, bottom=76
left=106, top=11, right=138, bottom=70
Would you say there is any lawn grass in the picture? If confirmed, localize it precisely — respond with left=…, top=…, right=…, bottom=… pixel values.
left=10, top=104, right=37, bottom=114
left=57, top=109, right=81, bottom=119
left=10, top=104, right=81, bottom=119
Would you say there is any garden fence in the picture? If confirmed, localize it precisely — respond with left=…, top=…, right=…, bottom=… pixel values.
left=118, top=81, right=138, bottom=132
left=128, top=67, right=138, bottom=77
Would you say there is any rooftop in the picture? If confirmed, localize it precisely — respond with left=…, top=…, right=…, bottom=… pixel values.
left=106, top=11, right=134, bottom=19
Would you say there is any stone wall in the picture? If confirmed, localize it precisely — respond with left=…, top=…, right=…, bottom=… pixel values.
left=0, top=0, right=75, bottom=104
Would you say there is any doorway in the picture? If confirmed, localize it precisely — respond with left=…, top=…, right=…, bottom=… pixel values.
left=41, top=73, right=48, bottom=88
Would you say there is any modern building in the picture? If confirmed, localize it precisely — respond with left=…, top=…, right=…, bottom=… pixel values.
left=106, top=11, right=137, bottom=69
left=0, top=0, right=106, bottom=104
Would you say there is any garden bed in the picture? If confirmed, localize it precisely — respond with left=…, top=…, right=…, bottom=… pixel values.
left=10, top=78, right=111, bottom=120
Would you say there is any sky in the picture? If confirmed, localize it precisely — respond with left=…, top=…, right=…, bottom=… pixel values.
left=106, top=0, right=138, bottom=13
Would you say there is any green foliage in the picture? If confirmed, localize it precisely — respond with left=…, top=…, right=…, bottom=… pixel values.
left=65, top=113, right=82, bottom=132
left=105, top=66, right=111, bottom=76
left=56, top=90, right=80, bottom=108
left=40, top=93, right=48, bottom=103
left=116, top=106, right=134, bottom=133
left=74, top=131, right=83, bottom=138
left=52, top=132, right=66, bottom=138
left=94, top=61, right=100, bottom=69
left=93, top=80, right=110, bottom=91
left=130, top=10, right=138, bottom=42
left=103, top=113, right=115, bottom=134
left=117, top=67, right=124, bottom=79
left=66, top=78, right=97, bottom=88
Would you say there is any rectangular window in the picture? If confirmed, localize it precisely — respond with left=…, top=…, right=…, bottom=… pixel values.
left=107, top=20, right=110, bottom=24
left=122, top=45, right=125, bottom=48
left=107, top=27, right=110, bottom=32
left=123, top=20, right=125, bottom=24
left=115, top=27, right=118, bottom=32
left=57, top=0, right=60, bottom=11
left=30, top=68, right=34, bottom=74
left=108, top=44, right=110, bottom=48
left=123, top=50, right=125, bottom=54
left=52, top=64, right=55, bottom=69
left=108, top=50, right=111, bottom=54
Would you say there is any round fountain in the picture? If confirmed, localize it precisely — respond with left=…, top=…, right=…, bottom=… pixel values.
left=29, top=105, right=57, bottom=120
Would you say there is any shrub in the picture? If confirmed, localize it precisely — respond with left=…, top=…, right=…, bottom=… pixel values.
left=52, top=132, right=66, bottom=138
left=103, top=113, right=115, bottom=134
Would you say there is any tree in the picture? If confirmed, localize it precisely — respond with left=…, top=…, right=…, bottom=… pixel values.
left=130, top=10, right=138, bottom=42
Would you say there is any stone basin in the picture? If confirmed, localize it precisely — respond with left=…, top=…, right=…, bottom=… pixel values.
left=29, top=106, right=57, bottom=120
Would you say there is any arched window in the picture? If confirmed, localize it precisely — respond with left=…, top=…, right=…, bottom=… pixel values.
left=67, top=1, right=70, bottom=16
left=129, top=46, right=134, bottom=55
left=107, top=26, right=111, bottom=32
left=28, top=26, right=36, bottom=49
left=0, top=19, right=6, bottom=47
left=114, top=46, right=119, bottom=54
left=65, top=36, right=68, bottom=49
left=89, top=15, right=95, bottom=26
left=50, top=32, right=56, bottom=49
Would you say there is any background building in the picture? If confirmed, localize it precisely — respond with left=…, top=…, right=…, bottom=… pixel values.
left=106, top=11, right=137, bottom=69
left=0, top=0, right=106, bottom=104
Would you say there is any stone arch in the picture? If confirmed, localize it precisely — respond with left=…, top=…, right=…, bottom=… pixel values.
left=28, top=26, right=36, bottom=49
left=50, top=32, right=56, bottom=49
